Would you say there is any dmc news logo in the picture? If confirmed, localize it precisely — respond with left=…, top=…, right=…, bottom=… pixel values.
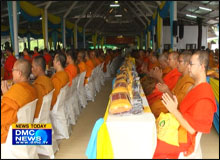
left=12, top=123, right=52, bottom=145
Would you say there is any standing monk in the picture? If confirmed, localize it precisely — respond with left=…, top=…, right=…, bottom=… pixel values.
left=147, top=52, right=181, bottom=105
left=23, top=48, right=32, bottom=63
left=32, top=47, right=40, bottom=61
left=150, top=51, right=194, bottom=118
left=3, top=47, right=17, bottom=80
left=32, top=56, right=54, bottom=118
left=43, top=48, right=52, bottom=67
left=50, top=52, right=69, bottom=110
left=153, top=50, right=217, bottom=159
left=1, top=59, right=37, bottom=143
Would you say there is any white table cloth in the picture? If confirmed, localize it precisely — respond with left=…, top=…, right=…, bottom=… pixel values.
left=106, top=82, right=157, bottom=159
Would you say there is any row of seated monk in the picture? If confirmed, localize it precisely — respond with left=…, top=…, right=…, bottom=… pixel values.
left=1, top=48, right=121, bottom=144
left=130, top=48, right=218, bottom=159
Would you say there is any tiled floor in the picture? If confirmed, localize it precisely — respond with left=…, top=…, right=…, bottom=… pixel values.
left=39, top=77, right=219, bottom=159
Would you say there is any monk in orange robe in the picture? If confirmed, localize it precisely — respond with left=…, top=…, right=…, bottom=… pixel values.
left=158, top=53, right=172, bottom=78
left=77, top=51, right=87, bottom=73
left=148, top=55, right=160, bottom=71
left=150, top=52, right=194, bottom=118
left=89, top=50, right=98, bottom=67
left=153, top=50, right=217, bottom=159
left=65, top=50, right=78, bottom=86
left=3, top=47, right=17, bottom=80
left=1, top=59, right=37, bottom=143
left=50, top=53, right=69, bottom=110
left=147, top=52, right=181, bottom=105
left=103, top=53, right=111, bottom=72
left=85, top=52, right=95, bottom=84
left=32, top=56, right=54, bottom=118
left=32, top=47, right=40, bottom=61
left=23, top=48, right=32, bottom=63
left=43, top=48, right=52, bottom=66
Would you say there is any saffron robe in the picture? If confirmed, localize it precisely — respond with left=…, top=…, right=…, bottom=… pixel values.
left=153, top=82, right=217, bottom=159
left=32, top=52, right=40, bottom=61
left=23, top=55, right=32, bottom=63
left=1, top=82, right=37, bottom=143
left=103, top=55, right=111, bottom=72
left=85, top=59, right=95, bottom=84
left=33, top=75, right=54, bottom=118
left=148, top=61, right=160, bottom=71
left=147, top=68, right=181, bottom=105
left=65, top=64, right=78, bottom=86
left=150, top=74, right=194, bottom=118
left=162, top=66, right=172, bottom=78
left=51, top=71, right=69, bottom=110
left=43, top=53, right=52, bottom=65
left=78, top=61, right=87, bottom=73
left=95, top=57, right=101, bottom=66
left=3, top=55, right=17, bottom=80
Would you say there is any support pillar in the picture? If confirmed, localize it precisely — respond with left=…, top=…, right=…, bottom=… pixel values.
left=74, top=23, right=78, bottom=49
left=173, top=1, right=177, bottom=51
left=12, top=1, right=18, bottom=57
left=83, top=28, right=86, bottom=49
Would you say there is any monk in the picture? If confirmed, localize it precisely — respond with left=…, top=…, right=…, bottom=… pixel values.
left=32, top=47, right=40, bottom=61
left=85, top=51, right=95, bottom=84
left=150, top=51, right=194, bottom=118
left=64, top=49, right=78, bottom=86
left=50, top=52, right=69, bottom=110
left=77, top=51, right=87, bottom=73
left=23, top=48, right=32, bottom=63
left=43, top=48, right=52, bottom=66
left=3, top=47, right=17, bottom=80
left=153, top=50, right=217, bottom=159
left=89, top=50, right=98, bottom=67
left=103, top=51, right=112, bottom=72
left=1, top=59, right=37, bottom=143
left=147, top=52, right=182, bottom=105
left=32, top=56, right=54, bottom=118
left=148, top=54, right=160, bottom=71
left=158, top=53, right=172, bottom=78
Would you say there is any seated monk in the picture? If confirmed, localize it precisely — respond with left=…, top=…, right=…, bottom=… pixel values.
left=64, top=49, right=78, bottom=86
left=148, top=54, right=160, bottom=71
left=94, top=50, right=101, bottom=66
left=32, top=56, right=54, bottom=118
left=153, top=50, right=217, bottom=159
left=3, top=47, right=17, bottom=80
left=103, top=51, right=111, bottom=72
left=43, top=48, right=52, bottom=67
left=158, top=53, right=172, bottom=78
left=150, top=51, right=194, bottom=118
left=1, top=59, right=37, bottom=143
left=77, top=50, right=87, bottom=73
left=32, top=47, right=40, bottom=61
left=50, top=52, right=69, bottom=110
left=23, top=48, right=32, bottom=63
left=85, top=51, right=95, bottom=84
left=147, top=52, right=182, bottom=105
left=89, top=50, right=98, bottom=67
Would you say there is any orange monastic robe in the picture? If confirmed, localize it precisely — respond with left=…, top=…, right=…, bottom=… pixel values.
left=85, top=59, right=95, bottom=84
left=50, top=71, right=69, bottom=110
left=78, top=61, right=87, bottom=73
left=98, top=57, right=104, bottom=63
left=103, top=55, right=111, bottom=72
left=1, top=82, right=37, bottom=143
left=23, top=55, right=32, bottom=63
left=153, top=83, right=217, bottom=159
left=147, top=68, right=182, bottom=105
left=3, top=55, right=17, bottom=80
left=148, top=61, right=160, bottom=71
left=94, top=57, right=101, bottom=66
left=162, top=66, right=172, bottom=78
left=150, top=74, right=194, bottom=118
left=44, top=53, right=52, bottom=65
left=65, top=64, right=78, bottom=86
left=33, top=75, right=54, bottom=118
left=32, top=52, right=40, bottom=61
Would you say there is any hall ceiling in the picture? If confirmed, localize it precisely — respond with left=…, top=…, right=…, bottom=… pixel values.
left=1, top=1, right=219, bottom=37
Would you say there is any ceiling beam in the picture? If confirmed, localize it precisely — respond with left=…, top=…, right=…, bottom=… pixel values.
left=130, top=1, right=150, bottom=22
left=125, top=2, right=146, bottom=27
left=63, top=1, right=78, bottom=18
left=84, top=2, right=105, bottom=28
left=178, top=1, right=217, bottom=10
left=156, top=1, right=161, bottom=6
left=139, top=1, right=154, bottom=15
left=75, top=1, right=94, bottom=24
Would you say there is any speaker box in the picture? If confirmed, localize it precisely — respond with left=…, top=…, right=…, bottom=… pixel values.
left=179, top=24, right=184, bottom=39
left=173, top=21, right=178, bottom=36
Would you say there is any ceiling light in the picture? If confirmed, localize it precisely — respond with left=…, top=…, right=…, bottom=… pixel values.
left=199, top=7, right=212, bottom=11
left=110, top=4, right=120, bottom=7
left=186, top=14, right=197, bottom=18
left=40, top=17, right=42, bottom=20
left=115, top=1, right=118, bottom=4
left=115, top=14, right=122, bottom=17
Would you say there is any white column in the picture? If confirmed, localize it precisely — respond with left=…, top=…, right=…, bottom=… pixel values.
left=63, top=18, right=66, bottom=49
left=173, top=1, right=177, bottom=51
left=12, top=1, right=18, bottom=57
left=74, top=23, right=78, bottom=49
left=83, top=28, right=86, bottom=49
left=44, top=8, right=48, bottom=49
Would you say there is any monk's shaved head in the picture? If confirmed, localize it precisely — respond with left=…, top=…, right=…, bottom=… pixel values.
left=33, top=55, right=46, bottom=71
left=170, top=51, right=179, bottom=61
left=180, top=51, right=192, bottom=64
left=193, top=50, right=209, bottom=72
left=158, top=54, right=168, bottom=62
left=15, top=59, right=32, bottom=78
